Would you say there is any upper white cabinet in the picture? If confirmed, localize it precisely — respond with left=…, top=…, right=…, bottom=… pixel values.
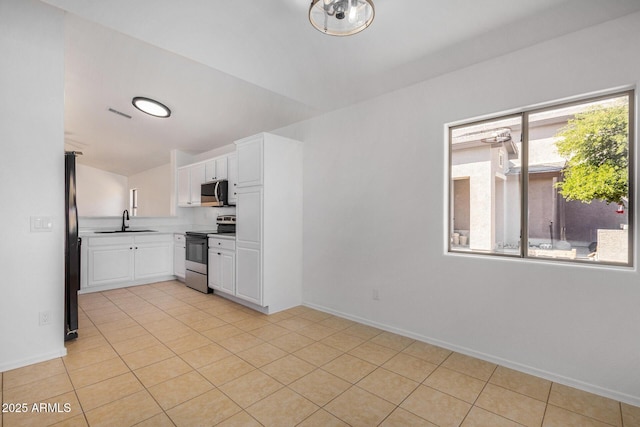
left=189, top=163, right=205, bottom=206
left=205, top=156, right=228, bottom=182
left=227, top=152, right=238, bottom=205
left=234, top=133, right=302, bottom=313
left=177, top=167, right=191, bottom=206
left=177, top=162, right=206, bottom=207
left=177, top=153, right=236, bottom=207
left=236, top=137, right=263, bottom=187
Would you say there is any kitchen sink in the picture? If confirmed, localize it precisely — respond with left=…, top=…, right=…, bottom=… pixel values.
left=95, top=229, right=157, bottom=233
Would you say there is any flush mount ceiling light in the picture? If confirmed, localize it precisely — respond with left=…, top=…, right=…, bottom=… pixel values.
left=132, top=96, right=171, bottom=118
left=309, top=0, right=375, bottom=36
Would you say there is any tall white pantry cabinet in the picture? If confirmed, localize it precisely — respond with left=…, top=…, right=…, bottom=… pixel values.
left=234, top=133, right=302, bottom=313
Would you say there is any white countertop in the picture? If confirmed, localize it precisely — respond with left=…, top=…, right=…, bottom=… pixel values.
left=79, top=226, right=233, bottom=237
left=208, top=233, right=235, bottom=240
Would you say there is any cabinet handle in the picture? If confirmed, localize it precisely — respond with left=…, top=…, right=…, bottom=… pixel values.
left=130, top=247, right=133, bottom=250
left=135, top=246, right=138, bottom=249
left=218, top=252, right=221, bottom=255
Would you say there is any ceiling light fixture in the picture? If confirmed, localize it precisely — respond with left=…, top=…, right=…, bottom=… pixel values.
left=309, top=0, right=375, bottom=36
left=132, top=96, right=171, bottom=118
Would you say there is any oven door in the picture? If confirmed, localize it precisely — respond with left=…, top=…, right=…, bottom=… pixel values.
left=185, top=236, right=207, bottom=273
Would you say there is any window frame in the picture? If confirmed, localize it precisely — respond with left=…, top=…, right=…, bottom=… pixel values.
left=130, top=187, right=138, bottom=217
left=447, top=89, right=635, bottom=267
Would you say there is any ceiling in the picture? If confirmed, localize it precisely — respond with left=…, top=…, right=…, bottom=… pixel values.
left=41, top=0, right=640, bottom=176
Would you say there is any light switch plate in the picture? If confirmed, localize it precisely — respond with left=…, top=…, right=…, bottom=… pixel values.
left=30, top=216, right=53, bottom=232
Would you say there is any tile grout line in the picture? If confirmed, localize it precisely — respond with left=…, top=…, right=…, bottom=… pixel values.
left=457, top=363, right=500, bottom=427
left=80, top=288, right=178, bottom=424
left=59, top=281, right=636, bottom=426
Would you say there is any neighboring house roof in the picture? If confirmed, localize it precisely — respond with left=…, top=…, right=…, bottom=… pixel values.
left=507, top=162, right=565, bottom=175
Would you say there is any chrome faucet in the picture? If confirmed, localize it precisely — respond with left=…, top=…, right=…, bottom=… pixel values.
left=121, top=209, right=130, bottom=232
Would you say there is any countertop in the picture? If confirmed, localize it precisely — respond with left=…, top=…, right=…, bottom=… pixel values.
left=207, top=233, right=235, bottom=240
left=79, top=226, right=235, bottom=237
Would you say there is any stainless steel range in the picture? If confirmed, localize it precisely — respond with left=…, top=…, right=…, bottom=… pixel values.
left=185, top=215, right=235, bottom=293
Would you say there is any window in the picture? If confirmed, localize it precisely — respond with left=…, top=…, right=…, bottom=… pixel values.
left=448, top=90, right=634, bottom=266
left=130, top=188, right=138, bottom=217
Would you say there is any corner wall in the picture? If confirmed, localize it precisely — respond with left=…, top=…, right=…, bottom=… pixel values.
left=276, top=12, right=640, bottom=404
left=76, top=163, right=128, bottom=216
left=0, top=0, right=67, bottom=370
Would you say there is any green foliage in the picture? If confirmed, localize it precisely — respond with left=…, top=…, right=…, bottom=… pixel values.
left=554, top=102, right=629, bottom=205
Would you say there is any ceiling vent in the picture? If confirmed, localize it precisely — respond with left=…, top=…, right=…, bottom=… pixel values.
left=108, top=107, right=132, bottom=119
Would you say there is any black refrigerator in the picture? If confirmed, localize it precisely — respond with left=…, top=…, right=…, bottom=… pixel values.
left=65, top=151, right=80, bottom=341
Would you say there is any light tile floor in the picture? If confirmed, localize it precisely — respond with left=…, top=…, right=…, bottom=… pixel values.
left=2, top=280, right=639, bottom=426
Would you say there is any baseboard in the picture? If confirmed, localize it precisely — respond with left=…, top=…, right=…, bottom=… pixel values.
left=0, top=347, right=67, bottom=373
left=79, top=275, right=177, bottom=294
left=303, top=301, right=640, bottom=407
left=214, top=291, right=270, bottom=314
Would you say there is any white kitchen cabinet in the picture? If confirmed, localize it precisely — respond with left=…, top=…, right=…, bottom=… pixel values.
left=87, top=242, right=134, bottom=288
left=227, top=152, right=238, bottom=205
left=208, top=237, right=235, bottom=295
left=235, top=187, right=262, bottom=304
left=236, top=136, right=263, bottom=187
left=84, top=234, right=174, bottom=292
left=173, top=234, right=185, bottom=280
left=205, top=156, right=228, bottom=182
left=189, top=162, right=205, bottom=206
left=177, top=167, right=191, bottom=207
left=233, top=133, right=302, bottom=313
left=134, top=239, right=173, bottom=279
left=177, top=162, right=206, bottom=207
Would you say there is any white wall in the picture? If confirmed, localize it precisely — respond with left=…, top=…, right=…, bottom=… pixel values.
left=275, top=13, right=640, bottom=405
left=76, top=163, right=128, bottom=216
left=128, top=163, right=171, bottom=217
left=0, top=0, right=66, bottom=370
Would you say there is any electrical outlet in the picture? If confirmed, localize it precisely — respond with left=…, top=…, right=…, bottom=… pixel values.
left=372, top=289, right=380, bottom=300
left=39, top=311, right=52, bottom=326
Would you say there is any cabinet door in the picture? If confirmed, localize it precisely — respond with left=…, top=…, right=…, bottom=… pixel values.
left=189, top=163, right=206, bottom=205
left=208, top=250, right=223, bottom=291
left=236, top=186, right=262, bottom=305
left=236, top=246, right=261, bottom=305
left=177, top=167, right=191, bottom=206
left=204, top=159, right=216, bottom=182
left=87, top=245, right=134, bottom=287
left=236, top=138, right=263, bottom=187
left=220, top=250, right=235, bottom=294
left=174, top=244, right=185, bottom=278
left=134, top=243, right=173, bottom=279
left=236, top=187, right=262, bottom=245
left=227, top=152, right=238, bottom=204
left=215, top=156, right=228, bottom=180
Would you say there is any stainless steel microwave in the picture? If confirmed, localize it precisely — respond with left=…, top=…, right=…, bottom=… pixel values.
left=201, top=180, right=229, bottom=207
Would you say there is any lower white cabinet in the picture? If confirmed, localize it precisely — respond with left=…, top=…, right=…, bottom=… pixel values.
left=84, top=234, right=173, bottom=292
left=87, top=243, right=134, bottom=286
left=174, top=234, right=186, bottom=279
left=208, top=237, right=235, bottom=295
left=235, top=246, right=261, bottom=304
left=235, top=187, right=263, bottom=305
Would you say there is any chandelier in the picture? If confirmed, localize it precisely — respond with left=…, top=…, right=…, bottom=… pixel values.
left=309, top=0, right=375, bottom=36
